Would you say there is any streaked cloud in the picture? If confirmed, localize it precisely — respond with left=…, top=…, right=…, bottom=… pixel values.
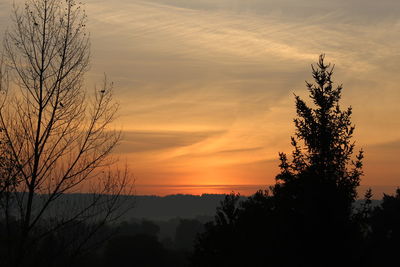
left=1, top=0, right=399, bottom=194
left=116, top=130, right=224, bottom=153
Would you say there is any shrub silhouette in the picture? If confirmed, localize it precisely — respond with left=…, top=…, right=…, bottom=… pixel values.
left=103, top=234, right=166, bottom=267
left=174, top=219, right=204, bottom=251
left=363, top=189, right=400, bottom=266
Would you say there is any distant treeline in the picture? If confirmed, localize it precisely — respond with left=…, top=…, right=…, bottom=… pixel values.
left=0, top=191, right=394, bottom=267
left=3, top=192, right=379, bottom=221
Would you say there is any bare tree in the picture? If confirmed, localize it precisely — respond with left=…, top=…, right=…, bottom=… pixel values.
left=0, top=0, right=131, bottom=265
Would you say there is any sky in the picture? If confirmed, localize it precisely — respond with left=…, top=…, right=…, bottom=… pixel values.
left=1, top=0, right=400, bottom=196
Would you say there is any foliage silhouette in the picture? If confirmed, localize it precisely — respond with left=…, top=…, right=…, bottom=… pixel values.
left=0, top=0, right=131, bottom=266
left=362, top=189, right=400, bottom=266
left=270, top=55, right=365, bottom=266
left=174, top=219, right=204, bottom=251
left=275, top=54, right=363, bottom=213
left=192, top=193, right=242, bottom=266
left=192, top=55, right=365, bottom=267
left=103, top=234, right=167, bottom=267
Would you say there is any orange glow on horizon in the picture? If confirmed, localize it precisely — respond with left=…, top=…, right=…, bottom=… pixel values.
left=2, top=0, right=396, bottom=196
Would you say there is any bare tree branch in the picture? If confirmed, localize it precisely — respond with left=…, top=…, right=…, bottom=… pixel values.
left=0, top=1, right=132, bottom=266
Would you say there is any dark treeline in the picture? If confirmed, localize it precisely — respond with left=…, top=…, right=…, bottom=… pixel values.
left=128, top=194, right=229, bottom=220
left=2, top=189, right=397, bottom=267
left=0, top=193, right=227, bottom=221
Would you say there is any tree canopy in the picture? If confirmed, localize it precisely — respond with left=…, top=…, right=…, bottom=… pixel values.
left=193, top=55, right=366, bottom=267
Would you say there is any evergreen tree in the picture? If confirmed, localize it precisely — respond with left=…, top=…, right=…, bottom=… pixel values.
left=192, top=55, right=366, bottom=267
left=272, top=54, right=365, bottom=266
left=275, top=54, right=363, bottom=212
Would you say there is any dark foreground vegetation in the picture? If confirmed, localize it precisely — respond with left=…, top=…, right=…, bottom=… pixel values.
left=2, top=188, right=399, bottom=267
left=0, top=0, right=399, bottom=266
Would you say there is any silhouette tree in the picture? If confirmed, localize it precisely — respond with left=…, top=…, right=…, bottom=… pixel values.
left=271, top=54, right=365, bottom=266
left=275, top=54, right=363, bottom=209
left=174, top=219, right=204, bottom=251
left=102, top=220, right=188, bottom=267
left=103, top=234, right=168, bottom=267
left=0, top=59, right=17, bottom=198
left=192, top=55, right=365, bottom=267
left=364, top=189, right=400, bottom=266
left=192, top=193, right=242, bottom=266
left=0, top=0, right=130, bottom=266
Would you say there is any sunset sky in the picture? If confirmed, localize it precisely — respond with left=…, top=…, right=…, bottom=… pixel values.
left=1, top=0, right=400, bottom=196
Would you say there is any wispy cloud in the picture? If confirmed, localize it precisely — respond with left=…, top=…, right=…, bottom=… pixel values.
left=1, top=0, right=400, bottom=190
left=116, top=130, right=224, bottom=154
